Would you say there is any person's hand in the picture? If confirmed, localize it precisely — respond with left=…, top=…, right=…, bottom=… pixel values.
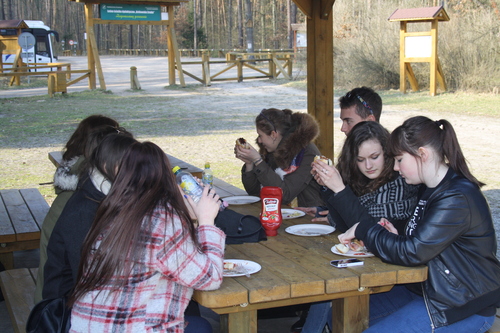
left=295, top=207, right=329, bottom=222
left=338, top=222, right=359, bottom=244
left=378, top=218, right=398, bottom=234
left=234, top=142, right=260, bottom=164
left=295, top=206, right=317, bottom=217
left=185, top=186, right=220, bottom=226
left=311, top=160, right=346, bottom=193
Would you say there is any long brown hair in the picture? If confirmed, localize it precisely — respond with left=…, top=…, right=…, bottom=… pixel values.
left=63, top=115, right=119, bottom=161
left=79, top=126, right=133, bottom=178
left=337, top=121, right=396, bottom=196
left=388, top=116, right=484, bottom=187
left=70, top=141, right=196, bottom=306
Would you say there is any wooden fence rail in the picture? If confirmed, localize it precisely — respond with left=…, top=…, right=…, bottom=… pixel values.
left=177, top=52, right=294, bottom=86
left=0, top=62, right=90, bottom=97
left=107, top=48, right=294, bottom=58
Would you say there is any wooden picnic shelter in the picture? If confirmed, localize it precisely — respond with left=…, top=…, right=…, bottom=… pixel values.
left=293, top=0, right=335, bottom=159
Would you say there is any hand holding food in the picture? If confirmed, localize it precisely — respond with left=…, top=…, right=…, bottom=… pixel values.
left=234, top=137, right=261, bottom=168
left=312, top=158, right=346, bottom=193
left=314, top=155, right=333, bottom=165
left=338, top=222, right=359, bottom=245
left=348, top=239, right=366, bottom=252
left=236, top=137, right=250, bottom=149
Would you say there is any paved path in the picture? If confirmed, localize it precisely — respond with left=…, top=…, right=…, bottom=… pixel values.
left=0, top=55, right=296, bottom=98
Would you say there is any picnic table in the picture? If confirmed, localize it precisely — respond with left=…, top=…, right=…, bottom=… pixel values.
left=0, top=188, right=49, bottom=269
left=193, top=202, right=428, bottom=333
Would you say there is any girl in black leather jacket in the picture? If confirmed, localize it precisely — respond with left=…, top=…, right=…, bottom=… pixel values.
left=339, top=116, right=500, bottom=332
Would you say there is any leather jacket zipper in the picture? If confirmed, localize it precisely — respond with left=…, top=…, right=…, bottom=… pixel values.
left=422, top=283, right=436, bottom=332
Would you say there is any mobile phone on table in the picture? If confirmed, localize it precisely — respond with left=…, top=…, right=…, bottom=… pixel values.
left=330, top=258, right=364, bottom=268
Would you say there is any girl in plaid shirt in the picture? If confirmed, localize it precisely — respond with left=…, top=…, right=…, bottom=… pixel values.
left=69, top=141, right=225, bottom=332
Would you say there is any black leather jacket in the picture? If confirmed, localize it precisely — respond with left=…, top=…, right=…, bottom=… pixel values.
left=356, top=168, right=500, bottom=329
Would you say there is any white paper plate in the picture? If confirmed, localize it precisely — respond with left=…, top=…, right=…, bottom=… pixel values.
left=223, top=259, right=262, bottom=277
left=281, top=209, right=306, bottom=219
left=331, top=244, right=374, bottom=257
left=223, top=196, right=260, bottom=205
left=285, top=224, right=335, bottom=236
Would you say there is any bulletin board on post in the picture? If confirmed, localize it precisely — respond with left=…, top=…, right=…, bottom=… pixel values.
left=67, top=0, right=188, bottom=90
left=388, top=6, right=450, bottom=96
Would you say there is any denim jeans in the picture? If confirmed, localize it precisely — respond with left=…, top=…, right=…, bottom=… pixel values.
left=185, top=315, right=213, bottom=333
left=302, top=285, right=495, bottom=333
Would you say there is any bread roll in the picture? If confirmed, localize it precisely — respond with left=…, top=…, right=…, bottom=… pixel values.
left=348, top=239, right=365, bottom=252
left=314, top=155, right=333, bottom=166
left=236, top=137, right=250, bottom=149
left=335, top=243, right=350, bottom=254
left=224, top=262, right=235, bottom=270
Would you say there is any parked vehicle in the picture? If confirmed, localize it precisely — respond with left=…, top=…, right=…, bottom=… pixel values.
left=1, top=20, right=59, bottom=70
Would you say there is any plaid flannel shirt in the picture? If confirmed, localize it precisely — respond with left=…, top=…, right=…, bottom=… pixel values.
left=70, top=206, right=225, bottom=333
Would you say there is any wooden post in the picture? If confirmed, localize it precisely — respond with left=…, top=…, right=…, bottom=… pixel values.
left=85, top=3, right=96, bottom=89
left=237, top=56, right=243, bottom=82
left=286, top=54, right=293, bottom=78
left=269, top=52, right=276, bottom=79
left=168, top=5, right=185, bottom=87
left=130, top=66, right=141, bottom=90
left=202, top=51, right=211, bottom=86
left=399, top=22, right=407, bottom=94
left=430, top=20, right=438, bottom=96
left=306, top=0, right=334, bottom=160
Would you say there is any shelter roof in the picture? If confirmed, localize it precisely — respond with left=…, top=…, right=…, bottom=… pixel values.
left=388, top=6, right=450, bottom=22
left=0, top=20, right=29, bottom=29
left=68, top=0, right=187, bottom=4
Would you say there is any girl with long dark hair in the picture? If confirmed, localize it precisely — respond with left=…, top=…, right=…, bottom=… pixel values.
left=297, top=121, right=420, bottom=333
left=339, top=116, right=500, bottom=332
left=37, top=122, right=129, bottom=303
left=69, top=141, right=224, bottom=332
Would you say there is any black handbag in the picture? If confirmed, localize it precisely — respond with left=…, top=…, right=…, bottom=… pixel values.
left=26, top=296, right=71, bottom=333
left=215, top=209, right=267, bottom=244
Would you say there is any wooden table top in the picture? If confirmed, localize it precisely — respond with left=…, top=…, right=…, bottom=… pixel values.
left=0, top=188, right=48, bottom=244
left=193, top=202, right=428, bottom=315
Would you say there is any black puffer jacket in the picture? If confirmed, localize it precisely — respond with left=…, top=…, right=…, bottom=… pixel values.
left=356, top=168, right=500, bottom=328
left=43, top=175, right=105, bottom=300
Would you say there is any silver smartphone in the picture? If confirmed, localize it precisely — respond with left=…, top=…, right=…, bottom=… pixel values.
left=330, top=258, right=364, bottom=268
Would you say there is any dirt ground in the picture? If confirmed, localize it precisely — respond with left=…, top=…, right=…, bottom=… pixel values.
left=0, top=56, right=499, bottom=332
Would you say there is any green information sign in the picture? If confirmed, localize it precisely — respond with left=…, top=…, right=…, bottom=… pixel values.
left=100, top=4, right=161, bottom=21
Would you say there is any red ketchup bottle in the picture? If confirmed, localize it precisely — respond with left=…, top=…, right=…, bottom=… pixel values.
left=259, top=186, right=283, bottom=236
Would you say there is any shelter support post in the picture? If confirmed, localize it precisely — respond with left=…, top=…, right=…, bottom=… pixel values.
left=302, top=0, right=335, bottom=160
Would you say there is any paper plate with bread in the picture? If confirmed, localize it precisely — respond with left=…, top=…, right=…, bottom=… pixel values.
left=331, top=240, right=374, bottom=257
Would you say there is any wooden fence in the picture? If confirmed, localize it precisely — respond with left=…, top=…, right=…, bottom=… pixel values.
left=178, top=51, right=294, bottom=86
left=0, top=62, right=91, bottom=97
left=107, top=48, right=294, bottom=58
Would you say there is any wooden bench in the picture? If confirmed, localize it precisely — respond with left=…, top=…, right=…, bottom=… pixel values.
left=0, top=189, right=49, bottom=269
left=0, top=267, right=37, bottom=333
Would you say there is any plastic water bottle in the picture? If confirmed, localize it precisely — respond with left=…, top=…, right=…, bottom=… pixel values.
left=172, top=166, right=227, bottom=211
left=202, top=162, right=214, bottom=188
